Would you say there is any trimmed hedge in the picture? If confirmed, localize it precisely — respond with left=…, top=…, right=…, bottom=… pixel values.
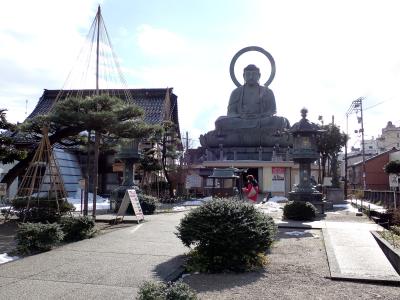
left=176, top=198, right=277, bottom=272
left=16, top=222, right=64, bottom=255
left=138, top=281, right=197, bottom=300
left=12, top=197, right=75, bottom=223
left=138, top=194, right=157, bottom=215
left=283, top=201, right=317, bottom=221
left=59, top=216, right=96, bottom=242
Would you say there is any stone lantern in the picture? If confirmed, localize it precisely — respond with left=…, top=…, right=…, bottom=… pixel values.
left=110, top=139, right=141, bottom=211
left=288, top=108, right=325, bottom=212
left=208, top=167, right=241, bottom=198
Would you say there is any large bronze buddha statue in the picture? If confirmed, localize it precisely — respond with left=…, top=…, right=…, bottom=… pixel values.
left=200, top=47, right=290, bottom=149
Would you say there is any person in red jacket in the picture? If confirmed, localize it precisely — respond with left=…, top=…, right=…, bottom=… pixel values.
left=242, top=175, right=259, bottom=202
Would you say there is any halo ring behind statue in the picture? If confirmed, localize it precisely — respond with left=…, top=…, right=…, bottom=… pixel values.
left=229, top=46, right=276, bottom=87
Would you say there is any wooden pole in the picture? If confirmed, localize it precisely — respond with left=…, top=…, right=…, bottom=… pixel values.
left=92, top=5, right=101, bottom=218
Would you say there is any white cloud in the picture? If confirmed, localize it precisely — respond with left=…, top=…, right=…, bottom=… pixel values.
left=2, top=0, right=400, bottom=151
left=136, top=24, right=187, bottom=56
left=0, top=0, right=101, bottom=123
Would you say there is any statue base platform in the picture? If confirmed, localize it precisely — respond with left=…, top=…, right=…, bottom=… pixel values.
left=204, top=146, right=290, bottom=161
left=200, top=127, right=292, bottom=148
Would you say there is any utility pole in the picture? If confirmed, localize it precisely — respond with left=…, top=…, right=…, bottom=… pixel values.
left=344, top=113, right=348, bottom=199
left=346, top=97, right=366, bottom=191
left=186, top=131, right=189, bottom=153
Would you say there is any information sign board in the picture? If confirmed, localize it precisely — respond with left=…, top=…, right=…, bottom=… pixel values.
left=116, top=189, right=144, bottom=223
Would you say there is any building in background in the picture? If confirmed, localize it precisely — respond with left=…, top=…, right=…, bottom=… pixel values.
left=348, top=148, right=399, bottom=190
left=377, top=121, right=400, bottom=152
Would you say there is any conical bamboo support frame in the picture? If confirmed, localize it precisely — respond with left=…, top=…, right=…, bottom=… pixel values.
left=15, top=127, right=68, bottom=222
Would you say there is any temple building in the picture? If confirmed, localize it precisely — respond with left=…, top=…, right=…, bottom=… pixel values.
left=4, top=88, right=180, bottom=198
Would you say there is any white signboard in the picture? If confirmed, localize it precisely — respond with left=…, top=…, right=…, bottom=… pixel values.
left=271, top=167, right=285, bottom=192
left=116, top=189, right=144, bottom=223
left=0, top=183, right=7, bottom=196
left=389, top=174, right=399, bottom=188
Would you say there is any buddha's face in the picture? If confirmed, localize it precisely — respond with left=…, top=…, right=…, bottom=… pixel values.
left=243, top=70, right=260, bottom=86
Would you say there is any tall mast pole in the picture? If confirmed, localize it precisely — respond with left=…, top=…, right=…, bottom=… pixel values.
left=93, top=5, right=101, bottom=218
left=96, top=6, right=100, bottom=94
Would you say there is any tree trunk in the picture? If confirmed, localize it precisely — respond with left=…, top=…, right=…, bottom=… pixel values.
left=321, top=155, right=328, bottom=180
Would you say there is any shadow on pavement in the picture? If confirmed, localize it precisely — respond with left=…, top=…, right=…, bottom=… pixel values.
left=0, top=220, right=17, bottom=254
left=153, top=254, right=186, bottom=282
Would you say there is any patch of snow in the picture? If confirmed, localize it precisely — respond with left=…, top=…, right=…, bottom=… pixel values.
left=256, top=201, right=283, bottom=213
left=0, top=253, right=19, bottom=264
left=172, top=206, right=186, bottom=211
left=182, top=200, right=204, bottom=206
left=67, top=189, right=110, bottom=211
left=267, top=196, right=288, bottom=203
left=333, top=203, right=359, bottom=213
left=182, top=196, right=213, bottom=206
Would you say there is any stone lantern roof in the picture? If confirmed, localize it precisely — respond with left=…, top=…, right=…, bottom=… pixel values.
left=290, top=108, right=320, bottom=134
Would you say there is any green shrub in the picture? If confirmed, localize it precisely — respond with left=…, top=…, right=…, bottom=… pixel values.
left=392, top=225, right=400, bottom=236
left=390, top=209, right=400, bottom=226
left=16, top=222, right=64, bottom=255
left=137, top=280, right=197, bottom=300
left=12, top=197, right=75, bottom=223
left=176, top=198, right=277, bottom=272
left=59, top=216, right=96, bottom=242
left=384, top=160, right=400, bottom=174
left=283, top=201, right=317, bottom=221
left=139, top=194, right=157, bottom=215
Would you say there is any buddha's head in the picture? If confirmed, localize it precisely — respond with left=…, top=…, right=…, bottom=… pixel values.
left=243, top=64, right=260, bottom=86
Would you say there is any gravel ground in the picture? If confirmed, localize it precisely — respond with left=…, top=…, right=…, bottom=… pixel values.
left=183, top=227, right=400, bottom=300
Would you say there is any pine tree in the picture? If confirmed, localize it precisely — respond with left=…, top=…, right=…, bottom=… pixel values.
left=1, top=96, right=160, bottom=192
left=0, top=109, right=26, bottom=164
left=316, top=124, right=347, bottom=186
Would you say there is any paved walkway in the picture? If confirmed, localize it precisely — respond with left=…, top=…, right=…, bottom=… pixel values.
left=259, top=201, right=400, bottom=284
left=0, top=212, right=187, bottom=300
left=1, top=201, right=399, bottom=299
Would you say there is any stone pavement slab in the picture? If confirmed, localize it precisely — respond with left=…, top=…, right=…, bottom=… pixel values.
left=0, top=212, right=187, bottom=300
left=323, top=227, right=400, bottom=284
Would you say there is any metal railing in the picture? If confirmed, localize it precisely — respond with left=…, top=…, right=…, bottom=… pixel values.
left=348, top=188, right=399, bottom=210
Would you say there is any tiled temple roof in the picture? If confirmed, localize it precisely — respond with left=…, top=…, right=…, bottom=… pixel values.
left=29, top=88, right=179, bottom=126
left=13, top=88, right=180, bottom=147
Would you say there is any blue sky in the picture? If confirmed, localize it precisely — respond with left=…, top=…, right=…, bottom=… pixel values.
left=2, top=0, right=400, bottom=148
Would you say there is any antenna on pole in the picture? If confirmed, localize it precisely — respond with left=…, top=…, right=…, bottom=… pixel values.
left=25, top=99, right=28, bottom=116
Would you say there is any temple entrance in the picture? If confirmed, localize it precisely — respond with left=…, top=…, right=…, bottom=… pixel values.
left=246, top=168, right=258, bottom=183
